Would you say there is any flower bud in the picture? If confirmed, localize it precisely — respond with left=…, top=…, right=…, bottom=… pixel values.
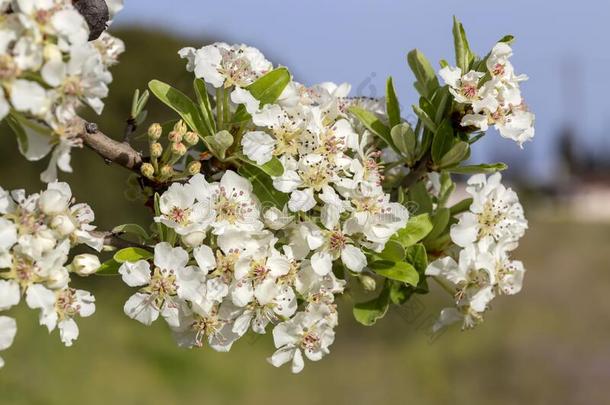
left=70, top=254, right=101, bottom=276
left=359, top=275, right=377, bottom=292
left=171, top=142, right=187, bottom=156
left=186, top=161, right=201, bottom=175
left=173, top=120, right=187, bottom=136
left=50, top=214, right=77, bottom=236
left=160, top=165, right=174, bottom=178
left=150, top=142, right=163, bottom=158
left=183, top=131, right=199, bottom=146
left=147, top=123, right=162, bottom=141
left=182, top=231, right=206, bottom=248
left=168, top=130, right=183, bottom=144
left=140, top=163, right=155, bottom=179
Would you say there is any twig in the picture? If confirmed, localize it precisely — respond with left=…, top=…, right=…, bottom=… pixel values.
left=92, top=230, right=153, bottom=252
left=123, top=116, right=138, bottom=143
left=75, top=117, right=143, bottom=173
left=401, top=153, right=431, bottom=189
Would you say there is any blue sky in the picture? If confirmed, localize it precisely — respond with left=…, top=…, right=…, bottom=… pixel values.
left=113, top=0, right=610, bottom=182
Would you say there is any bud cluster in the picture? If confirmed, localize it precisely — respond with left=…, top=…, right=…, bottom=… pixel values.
left=140, top=121, right=202, bottom=182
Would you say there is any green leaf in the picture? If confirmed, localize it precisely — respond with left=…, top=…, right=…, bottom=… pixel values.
left=248, top=67, right=291, bottom=105
left=193, top=78, right=216, bottom=136
left=113, top=247, right=153, bottom=264
left=453, top=16, right=474, bottom=72
left=349, top=106, right=394, bottom=149
left=390, top=123, right=416, bottom=161
left=260, top=157, right=284, bottom=177
left=447, top=162, right=507, bottom=174
left=438, top=171, right=456, bottom=207
left=6, top=114, right=28, bottom=153
left=386, top=77, right=401, bottom=127
left=423, top=208, right=450, bottom=243
left=232, top=67, right=292, bottom=123
left=392, top=213, right=433, bottom=247
left=412, top=105, right=437, bottom=133
left=449, top=198, right=473, bottom=216
left=238, top=155, right=284, bottom=177
left=405, top=243, right=430, bottom=294
left=204, top=130, right=234, bottom=160
left=112, top=224, right=149, bottom=243
left=370, top=261, right=419, bottom=286
left=407, top=49, right=440, bottom=98
left=96, top=259, right=121, bottom=276
left=148, top=80, right=206, bottom=135
left=432, top=120, right=455, bottom=164
left=431, top=86, right=451, bottom=125
left=238, top=162, right=288, bottom=209
left=438, top=141, right=470, bottom=168
left=353, top=285, right=391, bottom=326
left=379, top=240, right=406, bottom=262
left=408, top=181, right=433, bottom=215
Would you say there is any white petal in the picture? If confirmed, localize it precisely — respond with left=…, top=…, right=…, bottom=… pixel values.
left=118, top=260, right=151, bottom=287
left=288, top=189, right=316, bottom=212
left=193, top=245, right=216, bottom=274
left=241, top=131, right=275, bottom=165
left=0, top=316, right=17, bottom=351
left=58, top=318, right=79, bottom=347
left=154, top=242, right=188, bottom=271
left=341, top=245, right=367, bottom=273
left=231, top=87, right=260, bottom=114
left=311, top=251, right=332, bottom=276
left=124, top=293, right=159, bottom=325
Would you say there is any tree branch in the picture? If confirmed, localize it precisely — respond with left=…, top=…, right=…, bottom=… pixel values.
left=401, top=153, right=431, bottom=189
left=75, top=117, right=143, bottom=173
left=92, top=230, right=153, bottom=252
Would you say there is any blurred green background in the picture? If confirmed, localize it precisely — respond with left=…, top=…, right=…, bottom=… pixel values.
left=1, top=29, right=609, bottom=405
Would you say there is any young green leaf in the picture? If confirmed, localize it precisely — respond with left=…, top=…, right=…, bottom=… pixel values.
left=407, top=49, right=440, bottom=98
left=113, top=247, right=153, bottom=264
left=408, top=181, right=433, bottom=215
left=204, top=130, right=234, bottom=160
left=238, top=162, right=288, bottom=209
left=432, top=120, right=455, bottom=164
left=449, top=198, right=473, bottom=216
left=95, top=259, right=121, bottom=276
left=148, top=80, right=206, bottom=135
left=349, top=106, right=394, bottom=149
left=423, top=208, right=450, bottom=244
left=438, top=141, right=470, bottom=169
left=370, top=261, right=419, bottom=286
left=392, top=213, right=433, bottom=247
left=379, top=240, right=406, bottom=262
left=386, top=77, right=401, bottom=127
left=353, top=284, right=391, bottom=326
left=193, top=78, right=216, bottom=136
left=412, top=105, right=437, bottom=133
left=390, top=123, right=417, bottom=161
left=448, top=162, right=507, bottom=174
left=452, top=16, right=474, bottom=72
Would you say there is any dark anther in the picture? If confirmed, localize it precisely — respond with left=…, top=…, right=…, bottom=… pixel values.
left=85, top=122, right=98, bottom=134
left=72, top=0, right=110, bottom=41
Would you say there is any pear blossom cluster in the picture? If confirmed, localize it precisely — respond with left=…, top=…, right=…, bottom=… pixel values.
left=439, top=42, right=535, bottom=147
left=0, top=182, right=103, bottom=368
left=120, top=170, right=346, bottom=373
left=426, top=173, right=527, bottom=331
left=0, top=0, right=124, bottom=181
